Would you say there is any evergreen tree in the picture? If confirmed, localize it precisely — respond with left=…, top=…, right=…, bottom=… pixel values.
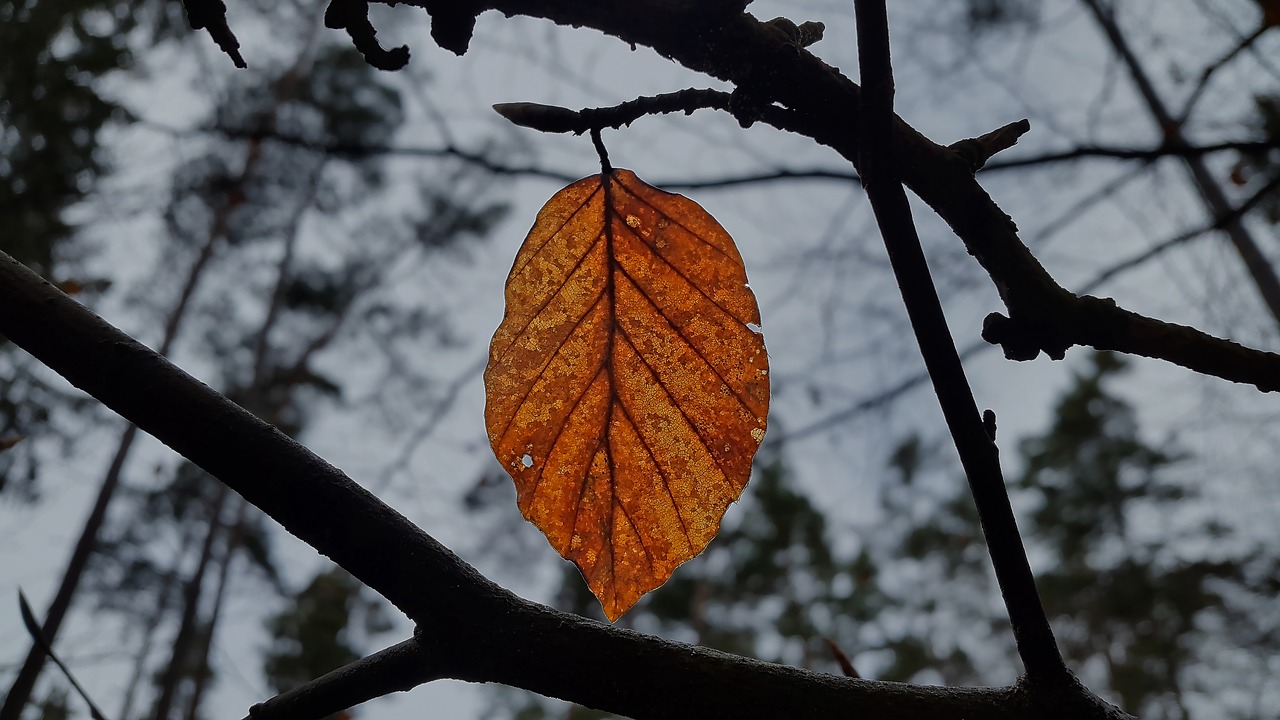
left=1016, top=353, right=1251, bottom=717
left=262, top=567, right=391, bottom=720
left=0, top=0, right=145, bottom=499
left=864, top=352, right=1278, bottom=717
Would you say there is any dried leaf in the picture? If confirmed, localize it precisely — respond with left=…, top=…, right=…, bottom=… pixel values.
left=485, top=168, right=769, bottom=620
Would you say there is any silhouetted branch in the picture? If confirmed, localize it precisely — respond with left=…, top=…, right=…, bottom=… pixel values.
left=949, top=119, right=1031, bottom=172
left=853, top=0, right=1068, bottom=689
left=1083, top=0, right=1280, bottom=327
left=982, top=297, right=1280, bottom=392
left=494, top=87, right=828, bottom=143
left=146, top=117, right=1273, bottom=192
left=986, top=139, right=1277, bottom=169
left=181, top=0, right=245, bottom=67
left=773, top=340, right=987, bottom=444
left=0, top=250, right=1043, bottom=720
left=1177, top=24, right=1268, bottom=123
left=324, top=0, right=409, bottom=70
left=494, top=89, right=745, bottom=134
left=245, top=638, right=429, bottom=720
left=17, top=592, right=112, bottom=720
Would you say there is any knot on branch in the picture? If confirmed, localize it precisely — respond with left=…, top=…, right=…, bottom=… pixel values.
left=763, top=17, right=826, bottom=48
left=325, top=0, right=409, bottom=71
left=982, top=312, right=1070, bottom=361
left=423, top=1, right=478, bottom=55
left=182, top=0, right=245, bottom=68
left=728, top=85, right=768, bottom=128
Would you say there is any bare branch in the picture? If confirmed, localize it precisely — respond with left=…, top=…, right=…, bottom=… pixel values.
left=853, top=0, right=1067, bottom=689
left=148, top=117, right=1274, bottom=191
left=494, top=87, right=828, bottom=141
left=1083, top=0, right=1280, bottom=327
left=1177, top=24, right=1268, bottom=123
left=324, top=0, right=409, bottom=70
left=949, top=119, right=1032, bottom=172
left=0, top=250, right=1035, bottom=720
left=181, top=0, right=245, bottom=68
left=1081, top=171, right=1280, bottom=294
left=245, top=638, right=429, bottom=720
left=17, top=592, right=112, bottom=720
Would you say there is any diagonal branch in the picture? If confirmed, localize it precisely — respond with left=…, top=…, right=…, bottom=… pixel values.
left=852, top=0, right=1065, bottom=688
left=365, top=0, right=1280, bottom=389
left=0, top=251, right=1040, bottom=720
left=853, top=5, right=1131, bottom=717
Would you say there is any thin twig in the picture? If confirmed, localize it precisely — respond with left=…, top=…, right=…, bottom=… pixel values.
left=1081, top=170, right=1280, bottom=294
left=145, top=118, right=1273, bottom=190
left=495, top=89, right=738, bottom=134
left=493, top=87, right=822, bottom=140
left=181, top=0, right=245, bottom=67
left=17, top=592, right=112, bottom=720
left=853, top=0, right=1067, bottom=686
left=244, top=638, right=428, bottom=720
left=1176, top=24, right=1268, bottom=124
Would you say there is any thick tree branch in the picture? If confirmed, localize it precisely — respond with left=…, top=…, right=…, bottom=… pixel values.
left=367, top=0, right=1280, bottom=389
left=0, top=251, right=1042, bottom=720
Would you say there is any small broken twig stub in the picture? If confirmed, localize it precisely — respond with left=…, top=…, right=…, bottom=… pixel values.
left=181, top=0, right=245, bottom=68
left=949, top=119, right=1032, bottom=172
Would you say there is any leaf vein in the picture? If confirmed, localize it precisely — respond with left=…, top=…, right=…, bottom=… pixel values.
left=614, top=398, right=694, bottom=549
left=615, top=326, right=732, bottom=493
left=492, top=231, right=605, bottom=370
left=612, top=176, right=735, bottom=264
left=614, top=263, right=758, bottom=419
left=494, top=286, right=607, bottom=445
left=509, top=183, right=602, bottom=280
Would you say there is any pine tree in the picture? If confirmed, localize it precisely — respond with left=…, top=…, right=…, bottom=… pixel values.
left=262, top=567, right=392, bottom=720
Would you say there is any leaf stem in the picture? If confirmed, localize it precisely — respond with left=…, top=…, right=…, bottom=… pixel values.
left=591, top=127, right=612, bottom=175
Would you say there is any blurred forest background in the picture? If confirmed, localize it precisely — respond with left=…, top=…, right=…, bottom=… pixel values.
left=2, top=1, right=1279, bottom=719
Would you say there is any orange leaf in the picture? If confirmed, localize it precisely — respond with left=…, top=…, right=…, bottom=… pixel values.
left=485, top=168, right=769, bottom=621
